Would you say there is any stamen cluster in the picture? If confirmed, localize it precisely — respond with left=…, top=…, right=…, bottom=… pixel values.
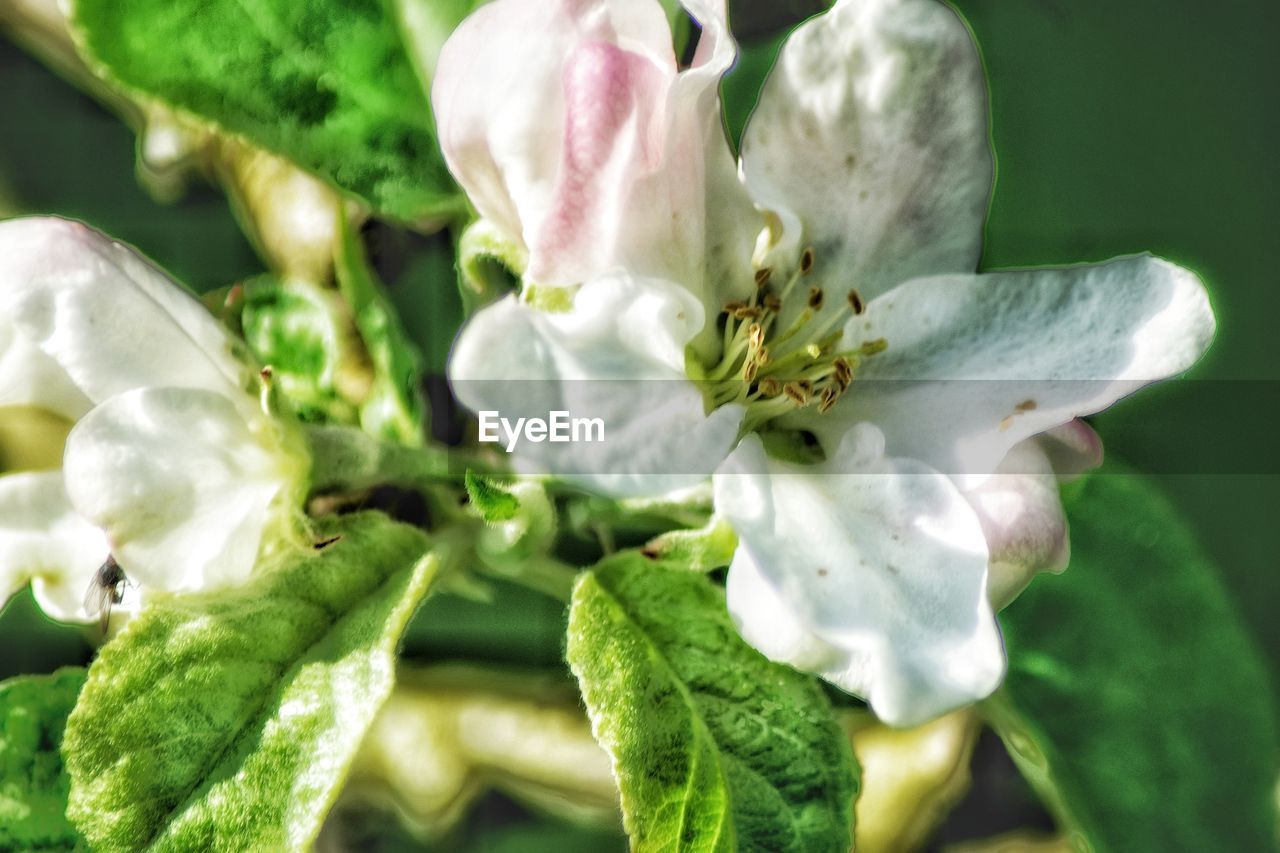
left=701, top=248, right=886, bottom=430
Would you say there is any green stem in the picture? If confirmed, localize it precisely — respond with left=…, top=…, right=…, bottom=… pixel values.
left=476, top=553, right=579, bottom=602
left=304, top=424, right=493, bottom=493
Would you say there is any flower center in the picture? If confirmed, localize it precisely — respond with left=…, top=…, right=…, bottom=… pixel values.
left=698, top=248, right=886, bottom=432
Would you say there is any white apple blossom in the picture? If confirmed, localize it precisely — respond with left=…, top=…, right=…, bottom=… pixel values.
left=0, top=216, right=309, bottom=622
left=436, top=0, right=1216, bottom=724
left=433, top=0, right=759, bottom=359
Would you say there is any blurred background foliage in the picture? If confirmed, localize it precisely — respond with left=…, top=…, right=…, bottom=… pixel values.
left=1, top=0, right=1276, bottom=849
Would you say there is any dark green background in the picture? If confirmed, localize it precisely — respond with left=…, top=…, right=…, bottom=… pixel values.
left=1, top=0, right=1275, bottom=848
left=961, top=0, right=1280, bottom=673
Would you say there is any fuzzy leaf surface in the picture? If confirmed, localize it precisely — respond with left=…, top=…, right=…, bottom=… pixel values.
left=568, top=552, right=857, bottom=852
left=63, top=512, right=436, bottom=852
left=0, top=668, right=87, bottom=851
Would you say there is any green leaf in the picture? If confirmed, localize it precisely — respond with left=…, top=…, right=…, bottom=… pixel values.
left=336, top=215, right=428, bottom=445
left=63, top=512, right=438, bottom=852
left=0, top=668, right=87, bottom=851
left=567, top=552, right=856, bottom=852
left=990, top=466, right=1280, bottom=852
left=465, top=470, right=520, bottom=522
left=70, top=0, right=464, bottom=222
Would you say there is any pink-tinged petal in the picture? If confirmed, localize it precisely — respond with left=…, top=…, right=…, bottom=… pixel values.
left=962, top=439, right=1070, bottom=610
left=1037, top=419, right=1104, bottom=480
left=433, top=0, right=759, bottom=322
left=966, top=424, right=1101, bottom=609
left=529, top=41, right=669, bottom=285
left=432, top=0, right=674, bottom=284
left=741, top=0, right=992, bottom=300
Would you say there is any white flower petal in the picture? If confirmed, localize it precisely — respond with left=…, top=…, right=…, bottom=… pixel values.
left=0, top=471, right=108, bottom=622
left=725, top=544, right=858, bottom=673
left=0, top=217, right=251, bottom=409
left=714, top=428, right=1004, bottom=727
left=828, top=255, right=1214, bottom=485
left=962, top=438, right=1069, bottom=610
left=741, top=0, right=991, bottom=299
left=454, top=272, right=707, bottom=381
left=450, top=274, right=743, bottom=496
left=62, top=387, right=292, bottom=593
left=637, top=0, right=762, bottom=343
left=0, top=318, right=92, bottom=420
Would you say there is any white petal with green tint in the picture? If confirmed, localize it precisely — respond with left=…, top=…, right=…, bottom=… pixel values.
left=450, top=273, right=744, bottom=496
left=0, top=319, right=92, bottom=421
left=0, top=471, right=108, bottom=622
left=62, top=387, right=298, bottom=593
left=741, top=0, right=992, bottom=298
left=820, top=255, right=1215, bottom=484
left=0, top=217, right=251, bottom=411
left=714, top=428, right=1003, bottom=727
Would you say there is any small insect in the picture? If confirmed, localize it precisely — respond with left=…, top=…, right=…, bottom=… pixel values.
left=84, top=555, right=128, bottom=632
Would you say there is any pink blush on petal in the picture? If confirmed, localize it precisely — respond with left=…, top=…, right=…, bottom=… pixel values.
left=530, top=41, right=667, bottom=284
